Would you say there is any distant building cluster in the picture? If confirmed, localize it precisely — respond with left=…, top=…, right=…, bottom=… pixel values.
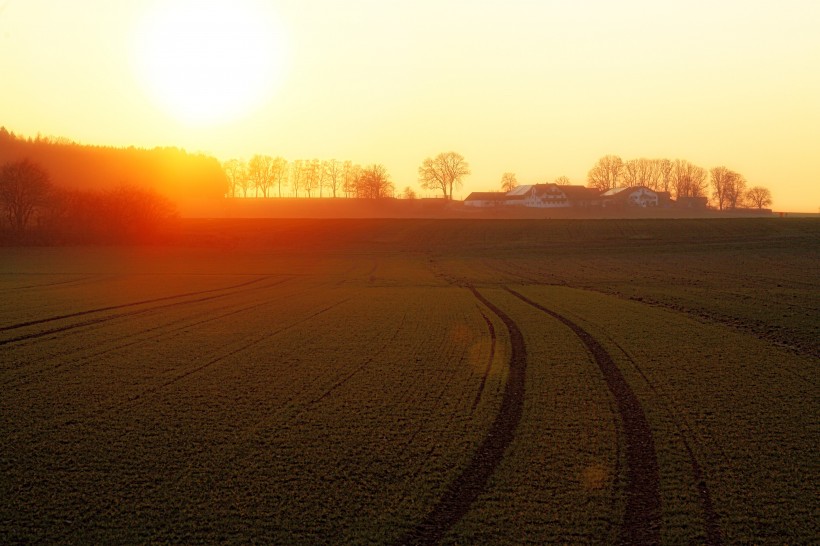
left=464, top=184, right=708, bottom=210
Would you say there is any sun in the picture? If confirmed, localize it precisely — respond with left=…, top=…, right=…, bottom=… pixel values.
left=132, top=0, right=287, bottom=126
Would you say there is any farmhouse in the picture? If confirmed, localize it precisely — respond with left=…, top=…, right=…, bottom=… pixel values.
left=500, top=184, right=602, bottom=208
left=601, top=186, right=662, bottom=207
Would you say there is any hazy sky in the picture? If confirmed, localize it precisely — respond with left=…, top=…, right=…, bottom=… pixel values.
left=2, top=0, right=819, bottom=210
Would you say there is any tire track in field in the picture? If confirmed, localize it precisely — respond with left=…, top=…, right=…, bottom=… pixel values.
left=53, top=297, right=398, bottom=542
left=505, top=287, right=661, bottom=546
left=0, top=277, right=280, bottom=347
left=0, top=278, right=310, bottom=388
left=92, top=298, right=351, bottom=418
left=0, top=275, right=96, bottom=292
left=602, top=335, right=722, bottom=545
left=470, top=308, right=497, bottom=415
left=400, top=286, right=526, bottom=545
left=0, top=276, right=270, bottom=333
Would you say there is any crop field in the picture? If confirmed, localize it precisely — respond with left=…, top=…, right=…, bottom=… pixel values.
left=1, top=218, right=817, bottom=543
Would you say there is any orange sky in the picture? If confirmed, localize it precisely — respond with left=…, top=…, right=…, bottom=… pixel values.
left=2, top=0, right=819, bottom=211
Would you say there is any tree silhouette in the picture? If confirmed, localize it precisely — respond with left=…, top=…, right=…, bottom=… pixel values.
left=0, top=159, right=52, bottom=234
left=247, top=154, right=275, bottom=197
left=500, top=172, right=518, bottom=192
left=587, top=155, right=623, bottom=191
left=419, top=152, right=470, bottom=200
left=357, top=164, right=393, bottom=199
left=746, top=186, right=772, bottom=209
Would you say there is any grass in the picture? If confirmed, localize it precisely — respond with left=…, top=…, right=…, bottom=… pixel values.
left=1, top=217, right=817, bottom=542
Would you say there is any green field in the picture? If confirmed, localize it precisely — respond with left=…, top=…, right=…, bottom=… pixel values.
left=1, top=218, right=817, bottom=543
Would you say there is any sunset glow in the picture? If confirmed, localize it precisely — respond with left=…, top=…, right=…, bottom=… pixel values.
left=1, top=0, right=819, bottom=211
left=131, top=0, right=287, bottom=125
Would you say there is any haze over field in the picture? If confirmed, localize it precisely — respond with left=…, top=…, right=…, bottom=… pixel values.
left=2, top=0, right=819, bottom=211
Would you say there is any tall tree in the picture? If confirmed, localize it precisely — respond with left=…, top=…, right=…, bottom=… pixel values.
left=725, top=174, right=747, bottom=209
left=324, top=159, right=343, bottom=198
left=587, top=155, right=623, bottom=191
left=223, top=158, right=247, bottom=198
left=657, top=159, right=674, bottom=193
left=290, top=160, right=305, bottom=197
left=247, top=154, right=275, bottom=197
left=342, top=161, right=359, bottom=198
left=500, top=172, right=518, bottom=192
left=710, top=166, right=741, bottom=210
left=671, top=159, right=708, bottom=200
left=271, top=157, right=288, bottom=198
left=418, top=152, right=470, bottom=200
left=746, top=186, right=773, bottom=209
left=304, top=159, right=322, bottom=198
left=622, top=158, right=662, bottom=189
left=358, top=164, right=394, bottom=199
left=0, top=159, right=52, bottom=234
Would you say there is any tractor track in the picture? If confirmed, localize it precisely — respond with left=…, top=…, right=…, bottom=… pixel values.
left=470, top=308, right=497, bottom=415
left=505, top=287, right=661, bottom=545
left=399, top=286, right=526, bottom=545
left=0, top=278, right=318, bottom=389
left=0, top=276, right=281, bottom=346
left=602, top=334, right=723, bottom=545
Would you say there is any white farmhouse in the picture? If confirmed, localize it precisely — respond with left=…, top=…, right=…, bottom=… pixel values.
left=601, top=186, right=660, bottom=207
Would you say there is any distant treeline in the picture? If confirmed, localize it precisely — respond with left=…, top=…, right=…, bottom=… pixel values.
left=224, top=156, right=400, bottom=200
left=0, top=127, right=227, bottom=200
left=0, top=158, right=178, bottom=244
left=585, top=155, right=772, bottom=210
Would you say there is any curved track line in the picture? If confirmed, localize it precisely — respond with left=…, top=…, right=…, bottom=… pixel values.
left=400, top=286, right=526, bottom=545
left=603, top=335, right=722, bottom=545
left=470, top=308, right=497, bottom=415
left=505, top=287, right=661, bottom=545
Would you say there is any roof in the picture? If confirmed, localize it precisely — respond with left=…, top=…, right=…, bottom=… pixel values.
left=465, top=191, right=506, bottom=201
left=506, top=185, right=534, bottom=196
left=558, top=185, right=600, bottom=200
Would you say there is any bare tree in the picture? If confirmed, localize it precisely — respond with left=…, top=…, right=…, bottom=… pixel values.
left=304, top=159, right=322, bottom=198
left=358, top=164, right=394, bottom=199
left=418, top=152, right=470, bottom=200
left=342, top=161, right=359, bottom=198
left=587, top=155, right=623, bottom=191
left=553, top=176, right=571, bottom=186
left=746, top=186, right=773, bottom=209
left=290, top=160, right=305, bottom=197
left=622, top=158, right=662, bottom=189
left=402, top=186, right=417, bottom=199
left=657, top=159, right=674, bottom=193
left=725, top=174, right=747, bottom=209
left=0, top=159, right=52, bottom=234
left=500, top=172, right=518, bottom=192
left=247, top=154, right=275, bottom=198
left=324, top=159, right=343, bottom=198
left=272, top=157, right=288, bottom=198
left=223, top=159, right=247, bottom=198
left=710, top=166, right=741, bottom=210
left=671, top=159, right=708, bottom=200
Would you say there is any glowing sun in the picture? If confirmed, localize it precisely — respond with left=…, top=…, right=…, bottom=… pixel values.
left=132, top=0, right=287, bottom=125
